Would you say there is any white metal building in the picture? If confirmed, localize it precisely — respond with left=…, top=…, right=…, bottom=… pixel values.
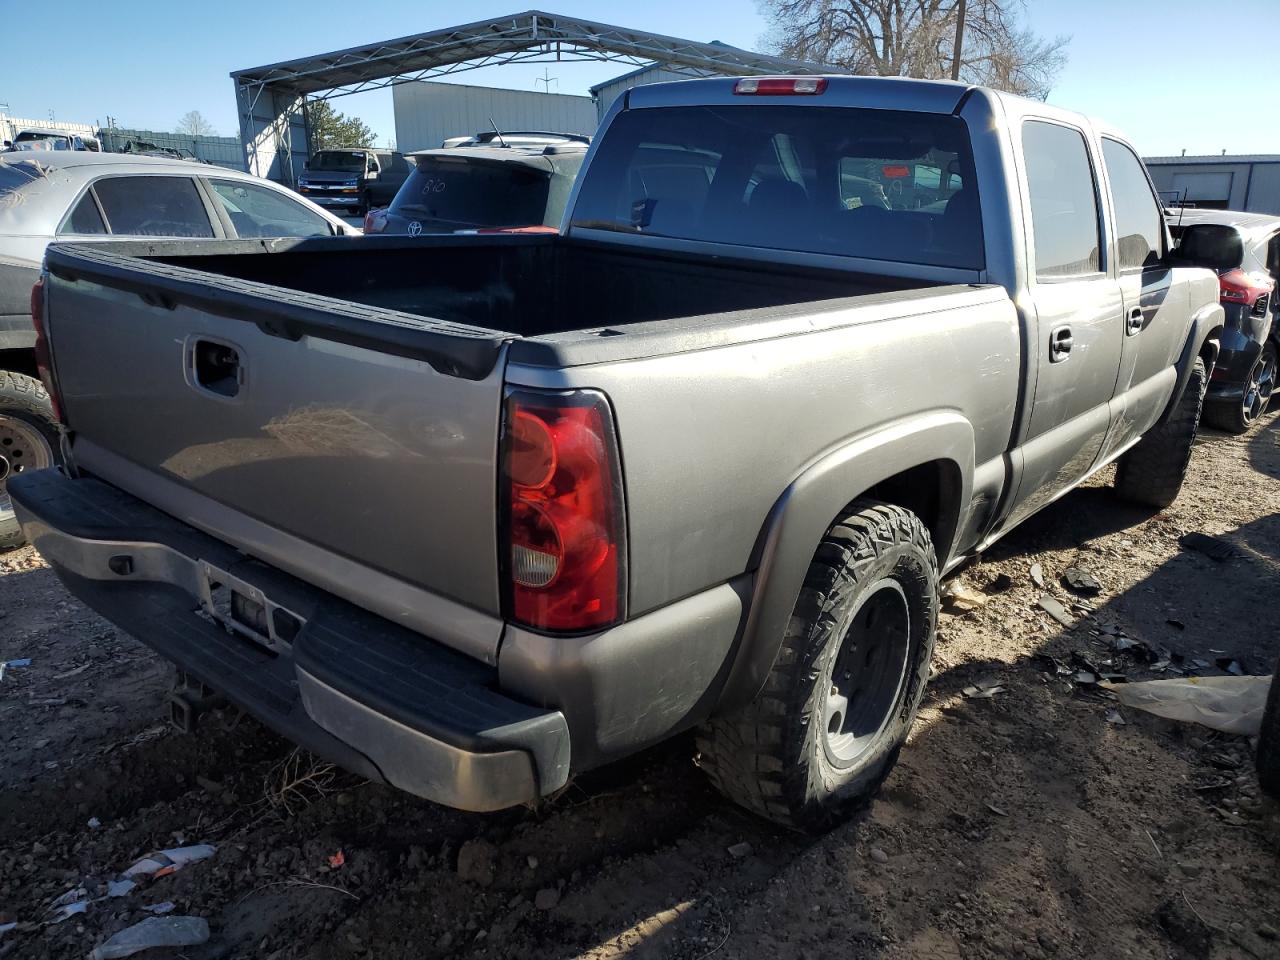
left=1145, top=155, right=1280, bottom=216
left=590, top=52, right=739, bottom=120
left=393, top=81, right=598, bottom=152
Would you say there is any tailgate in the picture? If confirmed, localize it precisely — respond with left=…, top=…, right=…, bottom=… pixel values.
left=42, top=242, right=511, bottom=662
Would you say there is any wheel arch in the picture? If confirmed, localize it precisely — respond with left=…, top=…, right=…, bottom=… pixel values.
left=1160, top=301, right=1224, bottom=426
left=714, top=411, right=974, bottom=714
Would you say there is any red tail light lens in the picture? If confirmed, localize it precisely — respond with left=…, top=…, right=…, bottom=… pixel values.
left=1219, top=268, right=1274, bottom=315
left=363, top=208, right=387, bottom=234
left=503, top=390, right=626, bottom=632
left=30, top=278, right=64, bottom=423
left=734, top=77, right=828, bottom=96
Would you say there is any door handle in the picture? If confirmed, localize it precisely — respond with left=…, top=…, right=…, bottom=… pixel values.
left=1049, top=326, right=1073, bottom=363
left=1126, top=307, right=1144, bottom=336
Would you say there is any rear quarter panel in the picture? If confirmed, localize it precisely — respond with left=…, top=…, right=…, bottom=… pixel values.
left=507, top=286, right=1020, bottom=616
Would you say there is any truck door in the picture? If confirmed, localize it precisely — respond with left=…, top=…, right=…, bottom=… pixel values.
left=1003, top=119, right=1124, bottom=529
left=1098, top=137, right=1186, bottom=460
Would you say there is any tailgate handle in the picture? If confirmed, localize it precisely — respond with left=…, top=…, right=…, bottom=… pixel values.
left=190, top=338, right=243, bottom=398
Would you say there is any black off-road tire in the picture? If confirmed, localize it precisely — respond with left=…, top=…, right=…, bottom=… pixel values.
left=1257, top=654, right=1280, bottom=799
left=1114, top=356, right=1207, bottom=510
left=0, top=371, right=59, bottom=551
left=696, top=501, right=938, bottom=833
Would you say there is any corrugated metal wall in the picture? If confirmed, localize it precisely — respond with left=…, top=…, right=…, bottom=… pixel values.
left=98, top=128, right=244, bottom=170
left=1147, top=159, right=1280, bottom=216
left=392, top=82, right=598, bottom=152
left=591, top=66, right=698, bottom=120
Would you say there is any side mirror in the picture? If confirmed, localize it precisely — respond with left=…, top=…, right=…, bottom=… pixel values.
left=1174, top=223, right=1243, bottom=272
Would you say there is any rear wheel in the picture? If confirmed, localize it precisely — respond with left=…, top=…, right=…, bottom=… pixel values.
left=696, top=501, right=938, bottom=833
left=0, top=371, right=58, bottom=550
left=1114, top=356, right=1206, bottom=509
left=1203, top=341, right=1277, bottom=434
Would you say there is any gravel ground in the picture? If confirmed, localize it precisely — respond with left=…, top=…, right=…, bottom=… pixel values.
left=1, top=415, right=1278, bottom=960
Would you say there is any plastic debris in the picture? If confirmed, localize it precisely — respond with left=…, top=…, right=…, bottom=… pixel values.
left=141, top=902, right=175, bottom=915
left=963, top=677, right=1005, bottom=699
left=49, top=899, right=89, bottom=924
left=88, top=817, right=102, bottom=830
left=328, top=850, right=346, bottom=869
left=0, top=921, right=16, bottom=936
left=942, top=580, right=988, bottom=612
left=1038, top=594, right=1073, bottom=627
left=1105, top=709, right=1126, bottom=725
left=51, top=887, right=88, bottom=908
left=1030, top=563, right=1045, bottom=589
left=727, top=842, right=753, bottom=858
left=0, top=657, right=31, bottom=681
left=1180, top=532, right=1236, bottom=561
left=1101, top=675, right=1271, bottom=735
left=1063, top=566, right=1102, bottom=596
left=985, top=801, right=1008, bottom=817
left=106, top=879, right=136, bottom=899
left=53, top=662, right=92, bottom=680
left=89, top=916, right=209, bottom=960
left=1215, top=658, right=1245, bottom=677
left=123, top=844, right=216, bottom=879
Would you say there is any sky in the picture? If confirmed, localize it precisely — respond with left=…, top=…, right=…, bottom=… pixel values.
left=3, top=0, right=1278, bottom=158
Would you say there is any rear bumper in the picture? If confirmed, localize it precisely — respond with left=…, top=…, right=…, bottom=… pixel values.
left=10, top=469, right=569, bottom=812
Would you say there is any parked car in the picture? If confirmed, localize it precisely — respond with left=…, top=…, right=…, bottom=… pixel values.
left=15, top=76, right=1222, bottom=832
left=1170, top=209, right=1280, bottom=433
left=5, top=128, right=99, bottom=152
left=363, top=141, right=587, bottom=236
left=296, top=148, right=411, bottom=215
left=0, top=150, right=356, bottom=548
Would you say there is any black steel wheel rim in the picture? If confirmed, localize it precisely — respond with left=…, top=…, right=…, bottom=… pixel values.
left=822, top=577, right=912, bottom=768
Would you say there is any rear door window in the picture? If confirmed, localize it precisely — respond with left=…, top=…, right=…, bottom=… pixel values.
left=391, top=157, right=550, bottom=228
left=209, top=179, right=333, bottom=238
left=570, top=105, right=983, bottom=269
left=1101, top=138, right=1164, bottom=270
left=93, top=176, right=215, bottom=237
left=60, top=193, right=107, bottom=235
left=1023, top=121, right=1102, bottom=278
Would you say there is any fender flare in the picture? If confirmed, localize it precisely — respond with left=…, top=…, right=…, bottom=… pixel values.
left=714, top=410, right=975, bottom=713
left=1158, top=301, right=1224, bottom=425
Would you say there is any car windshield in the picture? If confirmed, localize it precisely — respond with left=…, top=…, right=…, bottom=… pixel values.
left=310, top=151, right=366, bottom=172
left=571, top=104, right=983, bottom=270
left=390, top=157, right=550, bottom=228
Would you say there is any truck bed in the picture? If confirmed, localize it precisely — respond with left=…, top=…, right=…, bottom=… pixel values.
left=39, top=234, right=986, bottom=666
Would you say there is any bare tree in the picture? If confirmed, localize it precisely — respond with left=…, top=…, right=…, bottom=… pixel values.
left=760, top=0, right=1068, bottom=100
left=176, top=110, right=217, bottom=137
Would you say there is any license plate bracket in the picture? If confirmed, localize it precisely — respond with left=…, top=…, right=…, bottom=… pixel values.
left=195, top=561, right=304, bottom=654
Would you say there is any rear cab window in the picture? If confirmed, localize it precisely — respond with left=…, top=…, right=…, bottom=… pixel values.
left=391, top=156, right=552, bottom=229
left=570, top=105, right=984, bottom=270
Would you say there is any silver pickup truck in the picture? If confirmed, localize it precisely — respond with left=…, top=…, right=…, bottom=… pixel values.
left=14, top=76, right=1222, bottom=832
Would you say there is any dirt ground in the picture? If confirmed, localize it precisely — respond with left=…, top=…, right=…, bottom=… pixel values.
left=2, top=416, right=1279, bottom=960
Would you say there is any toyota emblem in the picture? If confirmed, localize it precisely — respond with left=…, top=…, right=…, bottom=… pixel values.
left=407, top=221, right=422, bottom=237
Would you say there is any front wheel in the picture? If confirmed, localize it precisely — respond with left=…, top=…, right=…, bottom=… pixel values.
left=0, top=371, right=59, bottom=550
left=1203, top=341, right=1277, bottom=434
left=1114, top=356, right=1207, bottom=509
left=696, top=501, right=938, bottom=833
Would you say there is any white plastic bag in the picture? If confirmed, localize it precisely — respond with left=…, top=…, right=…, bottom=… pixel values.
left=1101, top=676, right=1271, bottom=735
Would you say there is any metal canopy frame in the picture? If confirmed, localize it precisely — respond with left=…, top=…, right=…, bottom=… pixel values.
left=231, top=9, right=832, bottom=184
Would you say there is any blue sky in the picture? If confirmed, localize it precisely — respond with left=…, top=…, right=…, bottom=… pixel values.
left=3, top=0, right=1277, bottom=157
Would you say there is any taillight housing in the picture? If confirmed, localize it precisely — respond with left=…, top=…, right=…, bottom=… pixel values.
left=30, top=278, right=64, bottom=424
left=1219, top=268, right=1274, bottom=317
left=502, top=390, right=626, bottom=633
left=363, top=208, right=387, bottom=234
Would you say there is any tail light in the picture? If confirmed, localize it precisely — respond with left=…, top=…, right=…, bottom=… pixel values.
left=502, top=390, right=626, bottom=632
left=363, top=208, right=387, bottom=234
left=30, top=278, right=64, bottom=423
left=734, top=77, right=828, bottom=96
left=1219, top=268, right=1274, bottom=316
